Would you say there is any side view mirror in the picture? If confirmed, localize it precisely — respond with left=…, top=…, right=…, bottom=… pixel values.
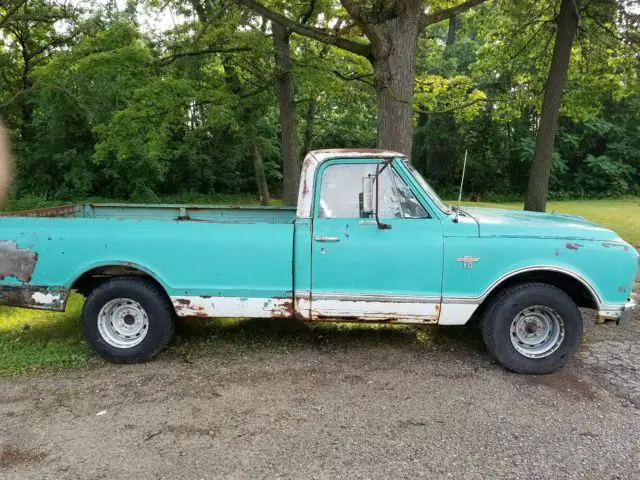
left=359, top=175, right=375, bottom=218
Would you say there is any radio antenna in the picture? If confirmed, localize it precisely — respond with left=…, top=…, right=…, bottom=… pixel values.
left=454, top=150, right=468, bottom=223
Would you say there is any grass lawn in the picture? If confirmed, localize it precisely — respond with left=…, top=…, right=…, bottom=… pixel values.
left=460, top=197, right=640, bottom=246
left=0, top=197, right=637, bottom=375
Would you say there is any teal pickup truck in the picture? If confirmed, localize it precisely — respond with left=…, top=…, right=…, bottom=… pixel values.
left=0, top=149, right=637, bottom=373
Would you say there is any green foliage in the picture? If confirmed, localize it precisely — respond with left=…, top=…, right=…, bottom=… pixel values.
left=0, top=0, right=638, bottom=204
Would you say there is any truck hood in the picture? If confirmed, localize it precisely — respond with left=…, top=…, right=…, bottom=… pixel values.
left=462, top=207, right=621, bottom=241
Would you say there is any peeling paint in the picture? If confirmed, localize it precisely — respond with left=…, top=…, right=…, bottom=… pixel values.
left=0, top=285, right=68, bottom=311
left=0, top=241, right=38, bottom=283
left=32, top=292, right=61, bottom=304
left=602, top=242, right=629, bottom=251
left=565, top=242, right=583, bottom=251
left=171, top=296, right=294, bottom=319
left=308, top=299, right=439, bottom=324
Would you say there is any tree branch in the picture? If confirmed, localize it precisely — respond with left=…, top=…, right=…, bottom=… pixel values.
left=233, top=0, right=372, bottom=58
left=421, top=97, right=489, bottom=115
left=0, top=0, right=26, bottom=28
left=0, top=87, right=33, bottom=111
left=422, top=0, right=488, bottom=28
left=589, top=14, right=640, bottom=52
left=157, top=47, right=251, bottom=65
left=299, top=0, right=317, bottom=24
left=331, top=69, right=374, bottom=87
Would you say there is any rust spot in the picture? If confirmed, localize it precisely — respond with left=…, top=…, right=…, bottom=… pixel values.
left=173, top=299, right=208, bottom=317
left=0, top=285, right=68, bottom=311
left=270, top=299, right=293, bottom=318
left=565, top=242, right=582, bottom=251
left=0, top=204, right=78, bottom=218
left=0, top=241, right=38, bottom=283
left=313, top=314, right=436, bottom=325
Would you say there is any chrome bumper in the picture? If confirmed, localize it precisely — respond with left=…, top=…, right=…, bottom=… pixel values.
left=617, top=298, right=636, bottom=328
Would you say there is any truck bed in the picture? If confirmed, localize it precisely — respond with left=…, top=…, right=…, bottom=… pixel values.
left=0, top=203, right=297, bottom=224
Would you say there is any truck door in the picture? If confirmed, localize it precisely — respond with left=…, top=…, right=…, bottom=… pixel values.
left=309, top=159, right=444, bottom=323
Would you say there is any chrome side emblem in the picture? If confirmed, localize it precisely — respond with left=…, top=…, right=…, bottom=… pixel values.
left=457, top=256, right=479, bottom=269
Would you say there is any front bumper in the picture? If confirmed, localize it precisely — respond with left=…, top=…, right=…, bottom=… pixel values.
left=617, top=298, right=636, bottom=327
left=597, top=298, right=636, bottom=326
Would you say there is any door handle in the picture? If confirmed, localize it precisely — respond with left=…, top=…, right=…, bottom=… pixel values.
left=315, top=236, right=340, bottom=242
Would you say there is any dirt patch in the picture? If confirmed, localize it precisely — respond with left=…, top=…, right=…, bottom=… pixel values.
left=522, top=370, right=598, bottom=401
left=0, top=444, right=46, bottom=469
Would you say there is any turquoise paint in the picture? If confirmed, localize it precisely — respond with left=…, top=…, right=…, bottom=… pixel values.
left=0, top=156, right=637, bottom=317
left=0, top=217, right=294, bottom=298
left=293, top=219, right=312, bottom=297
left=310, top=158, right=443, bottom=298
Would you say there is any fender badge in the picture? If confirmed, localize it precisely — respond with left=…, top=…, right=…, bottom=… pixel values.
left=457, top=256, right=479, bottom=269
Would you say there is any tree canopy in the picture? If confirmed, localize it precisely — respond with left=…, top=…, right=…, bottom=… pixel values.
left=0, top=0, right=638, bottom=207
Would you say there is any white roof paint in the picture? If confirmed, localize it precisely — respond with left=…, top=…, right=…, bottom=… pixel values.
left=309, top=149, right=404, bottom=162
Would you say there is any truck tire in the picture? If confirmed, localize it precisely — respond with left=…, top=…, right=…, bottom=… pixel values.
left=81, top=277, right=175, bottom=363
left=481, top=282, right=583, bottom=374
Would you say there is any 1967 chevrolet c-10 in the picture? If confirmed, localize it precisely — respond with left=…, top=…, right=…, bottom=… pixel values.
left=0, top=149, right=637, bottom=373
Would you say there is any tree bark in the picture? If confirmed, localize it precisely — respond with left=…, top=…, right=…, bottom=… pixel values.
left=273, top=23, right=299, bottom=206
left=524, top=0, right=579, bottom=212
left=251, top=136, right=271, bottom=206
left=369, top=2, right=422, bottom=156
left=446, top=16, right=457, bottom=46
left=302, top=99, right=317, bottom=159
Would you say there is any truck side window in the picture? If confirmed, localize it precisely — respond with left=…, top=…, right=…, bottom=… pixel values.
left=318, top=163, right=428, bottom=219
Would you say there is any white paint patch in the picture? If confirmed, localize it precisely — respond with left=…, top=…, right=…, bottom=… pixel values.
left=171, top=296, right=292, bottom=318
left=437, top=303, right=479, bottom=325
left=31, top=292, right=61, bottom=305
left=295, top=297, right=312, bottom=320
left=309, top=299, right=439, bottom=323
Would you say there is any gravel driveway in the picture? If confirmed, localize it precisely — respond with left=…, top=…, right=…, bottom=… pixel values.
left=1, top=292, right=639, bottom=479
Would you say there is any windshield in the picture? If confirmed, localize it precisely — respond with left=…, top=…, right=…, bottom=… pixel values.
left=405, top=163, right=451, bottom=214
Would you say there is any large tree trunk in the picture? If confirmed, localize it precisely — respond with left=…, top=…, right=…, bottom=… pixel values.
left=251, top=136, right=271, bottom=206
left=273, top=23, right=299, bottom=206
left=370, top=4, right=422, bottom=156
left=524, top=0, right=579, bottom=212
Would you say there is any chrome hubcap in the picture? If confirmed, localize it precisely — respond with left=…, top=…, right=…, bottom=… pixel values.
left=509, top=305, right=565, bottom=359
left=97, top=298, right=149, bottom=349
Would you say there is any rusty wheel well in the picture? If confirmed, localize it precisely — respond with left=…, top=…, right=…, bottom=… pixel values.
left=476, top=269, right=599, bottom=318
left=72, top=265, right=167, bottom=299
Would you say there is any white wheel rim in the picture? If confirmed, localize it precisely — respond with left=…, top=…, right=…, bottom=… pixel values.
left=509, top=305, right=565, bottom=359
left=97, top=298, right=149, bottom=349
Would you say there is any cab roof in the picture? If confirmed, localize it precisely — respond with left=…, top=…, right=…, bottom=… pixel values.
left=309, top=149, right=405, bottom=162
